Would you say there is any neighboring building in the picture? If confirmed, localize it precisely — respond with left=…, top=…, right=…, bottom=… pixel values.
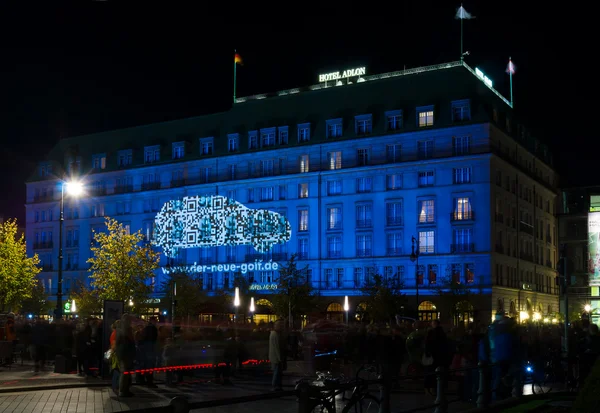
left=25, top=60, right=560, bottom=324
left=558, top=187, right=600, bottom=323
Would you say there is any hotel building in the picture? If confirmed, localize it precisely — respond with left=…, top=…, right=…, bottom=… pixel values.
left=26, top=61, right=560, bottom=324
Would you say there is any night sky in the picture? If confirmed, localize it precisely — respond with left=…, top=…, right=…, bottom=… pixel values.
left=0, top=2, right=594, bottom=222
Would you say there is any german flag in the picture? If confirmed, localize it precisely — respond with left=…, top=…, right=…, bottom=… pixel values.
left=234, top=53, right=243, bottom=65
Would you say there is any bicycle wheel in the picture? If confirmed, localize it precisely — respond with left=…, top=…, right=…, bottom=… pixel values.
left=342, top=394, right=381, bottom=413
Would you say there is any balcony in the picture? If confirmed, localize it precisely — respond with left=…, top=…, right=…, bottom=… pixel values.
left=141, top=182, right=161, bottom=191
left=170, top=179, right=186, bottom=188
left=519, top=221, right=534, bottom=236
left=245, top=253, right=288, bottom=262
left=356, top=249, right=372, bottom=258
left=114, top=184, right=133, bottom=194
left=386, top=248, right=402, bottom=256
left=451, top=211, right=475, bottom=221
left=356, top=219, right=372, bottom=228
left=451, top=243, right=475, bottom=253
left=34, top=241, right=53, bottom=249
left=88, top=187, right=107, bottom=196
left=386, top=217, right=403, bottom=226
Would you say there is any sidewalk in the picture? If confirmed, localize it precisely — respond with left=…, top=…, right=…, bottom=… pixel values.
left=0, top=364, right=109, bottom=393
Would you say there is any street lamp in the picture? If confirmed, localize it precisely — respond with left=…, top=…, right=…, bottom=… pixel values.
left=56, top=180, right=84, bottom=320
left=585, top=304, right=592, bottom=313
left=410, top=236, right=420, bottom=320
left=234, top=287, right=240, bottom=323
left=344, top=295, right=349, bottom=325
left=249, top=296, right=255, bottom=323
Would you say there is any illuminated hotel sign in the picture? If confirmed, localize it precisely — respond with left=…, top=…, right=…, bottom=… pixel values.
left=319, top=67, right=366, bottom=82
left=475, top=67, right=493, bottom=88
left=249, top=283, right=278, bottom=291
left=153, top=195, right=292, bottom=258
left=589, top=212, right=600, bottom=286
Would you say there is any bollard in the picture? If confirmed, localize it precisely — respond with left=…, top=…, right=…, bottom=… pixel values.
left=476, top=361, right=490, bottom=408
left=434, top=366, right=447, bottom=413
left=296, top=381, right=311, bottom=413
left=169, top=396, right=189, bottom=413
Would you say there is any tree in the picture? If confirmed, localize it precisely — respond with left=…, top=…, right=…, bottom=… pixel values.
left=433, top=275, right=481, bottom=324
left=360, top=274, right=406, bottom=323
left=88, top=217, right=160, bottom=307
left=19, top=280, right=52, bottom=316
left=0, top=219, right=41, bottom=312
left=270, top=255, right=315, bottom=327
left=161, top=272, right=206, bottom=318
left=70, top=280, right=102, bottom=318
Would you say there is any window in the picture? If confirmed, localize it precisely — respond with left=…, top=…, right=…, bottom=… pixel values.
left=418, top=140, right=434, bottom=159
left=298, top=123, right=310, bottom=142
left=453, top=197, right=473, bottom=220
left=418, top=171, right=435, bottom=187
left=386, top=201, right=403, bottom=226
left=247, top=188, right=254, bottom=203
left=300, top=155, right=309, bottom=173
left=356, top=204, right=373, bottom=228
left=453, top=228, right=474, bottom=252
left=386, top=144, right=401, bottom=163
left=92, top=154, right=106, bottom=170
left=356, top=177, right=372, bottom=193
left=279, top=185, right=287, bottom=200
left=453, top=136, right=471, bottom=155
left=387, top=233, right=402, bottom=256
left=260, top=160, right=274, bottom=177
left=452, top=264, right=462, bottom=284
left=118, top=150, right=132, bottom=167
left=229, top=164, right=236, bottom=180
left=386, top=110, right=403, bottom=131
left=298, top=183, right=309, bottom=198
left=328, top=151, right=342, bottom=170
left=278, top=158, right=286, bottom=174
left=428, top=264, right=438, bottom=284
left=418, top=107, right=434, bottom=127
left=227, top=189, right=236, bottom=200
left=201, top=167, right=211, bottom=183
left=278, top=127, right=288, bottom=145
left=228, top=134, right=239, bottom=152
left=327, top=236, right=342, bottom=259
left=297, top=238, right=309, bottom=259
left=260, top=187, right=273, bottom=201
left=465, top=263, right=475, bottom=283
left=327, top=180, right=342, bottom=195
left=298, top=209, right=309, bottom=232
left=418, top=199, right=435, bottom=224
left=357, top=148, right=370, bottom=166
left=386, top=174, right=402, bottom=190
left=144, top=145, right=160, bottom=163
left=451, top=99, right=471, bottom=122
left=199, top=138, right=213, bottom=156
left=419, top=230, right=435, bottom=253
left=173, top=142, right=186, bottom=159
left=453, top=167, right=472, bottom=184
left=327, top=119, right=343, bottom=138
left=39, top=163, right=52, bottom=177
left=261, top=128, right=276, bottom=147
left=355, top=114, right=372, bottom=135
left=356, top=234, right=372, bottom=257
left=248, top=131, right=258, bottom=149
left=327, top=207, right=342, bottom=230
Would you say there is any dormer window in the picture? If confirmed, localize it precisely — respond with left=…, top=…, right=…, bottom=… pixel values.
left=355, top=114, right=372, bottom=135
left=417, top=106, right=434, bottom=127
left=228, top=134, right=239, bottom=152
left=118, top=149, right=133, bottom=167
left=386, top=110, right=403, bottom=131
left=199, top=137, right=213, bottom=156
left=260, top=128, right=276, bottom=148
left=92, top=153, right=107, bottom=170
left=144, top=145, right=160, bottom=163
left=326, top=119, right=343, bottom=138
left=172, top=142, right=185, bottom=159
left=297, top=123, right=310, bottom=142
left=278, top=127, right=289, bottom=145
left=67, top=156, right=81, bottom=175
left=39, top=163, right=52, bottom=178
left=248, top=131, right=258, bottom=149
left=451, top=99, right=471, bottom=122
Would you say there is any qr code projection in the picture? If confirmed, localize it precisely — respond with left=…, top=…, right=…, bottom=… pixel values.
left=153, top=195, right=292, bottom=258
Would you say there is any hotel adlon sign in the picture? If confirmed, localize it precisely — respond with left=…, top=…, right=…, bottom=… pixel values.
left=319, top=67, right=366, bottom=83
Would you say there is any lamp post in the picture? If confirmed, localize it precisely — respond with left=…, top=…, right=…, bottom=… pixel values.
left=234, top=287, right=240, bottom=324
left=56, top=180, right=84, bottom=320
left=344, top=295, right=349, bottom=325
left=250, top=296, right=255, bottom=324
left=410, top=236, right=420, bottom=320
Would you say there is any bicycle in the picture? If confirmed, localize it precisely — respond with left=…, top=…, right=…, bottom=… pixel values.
left=341, top=364, right=381, bottom=413
left=524, top=358, right=557, bottom=395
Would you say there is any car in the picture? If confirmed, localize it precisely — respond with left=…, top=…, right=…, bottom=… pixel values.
left=153, top=195, right=292, bottom=258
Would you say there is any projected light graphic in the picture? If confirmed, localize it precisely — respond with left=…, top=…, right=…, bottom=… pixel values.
left=153, top=195, right=292, bottom=258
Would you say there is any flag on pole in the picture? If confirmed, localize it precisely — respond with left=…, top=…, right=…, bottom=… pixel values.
left=455, top=4, right=474, bottom=19
left=506, top=58, right=516, bottom=74
left=234, top=53, right=243, bottom=65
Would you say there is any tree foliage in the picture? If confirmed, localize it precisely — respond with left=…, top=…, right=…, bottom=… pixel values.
left=70, top=280, right=102, bottom=318
left=0, top=219, right=41, bottom=311
left=433, top=275, right=480, bottom=322
left=270, top=255, right=315, bottom=326
left=360, top=274, right=406, bottom=323
left=19, top=280, right=52, bottom=316
left=161, top=272, right=206, bottom=317
left=87, top=218, right=159, bottom=305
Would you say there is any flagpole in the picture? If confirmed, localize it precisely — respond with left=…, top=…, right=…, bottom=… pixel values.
left=460, top=3, right=464, bottom=61
left=233, top=49, right=237, bottom=104
left=509, top=56, right=513, bottom=108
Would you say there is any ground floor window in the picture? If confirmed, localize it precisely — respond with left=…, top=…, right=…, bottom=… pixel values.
left=418, top=301, right=439, bottom=321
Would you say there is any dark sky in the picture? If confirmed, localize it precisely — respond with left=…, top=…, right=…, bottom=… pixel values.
left=0, top=2, right=594, bottom=222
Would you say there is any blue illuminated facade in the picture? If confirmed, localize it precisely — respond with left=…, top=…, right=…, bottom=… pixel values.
left=26, top=61, right=560, bottom=322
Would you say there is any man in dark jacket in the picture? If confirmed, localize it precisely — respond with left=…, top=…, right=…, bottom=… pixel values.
left=116, top=314, right=136, bottom=397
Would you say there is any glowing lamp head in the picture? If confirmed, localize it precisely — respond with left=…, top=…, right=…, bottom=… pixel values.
left=234, top=287, right=240, bottom=307
left=71, top=299, right=77, bottom=313
left=526, top=365, right=533, bottom=373
left=250, top=296, right=255, bottom=312
left=65, top=181, right=84, bottom=196
left=585, top=304, right=592, bottom=312
left=344, top=295, right=349, bottom=312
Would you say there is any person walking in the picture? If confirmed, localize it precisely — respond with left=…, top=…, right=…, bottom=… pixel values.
left=116, top=314, right=136, bottom=397
left=269, top=320, right=284, bottom=391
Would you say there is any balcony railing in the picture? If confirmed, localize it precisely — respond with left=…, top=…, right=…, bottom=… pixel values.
left=451, top=211, right=475, bottom=221
left=356, top=249, right=372, bottom=258
left=519, top=221, right=534, bottom=236
left=386, top=248, right=402, bottom=256
left=34, top=242, right=53, bottom=249
left=141, top=182, right=161, bottom=191
left=450, top=243, right=475, bottom=253
left=356, top=219, right=372, bottom=228
left=114, top=184, right=134, bottom=194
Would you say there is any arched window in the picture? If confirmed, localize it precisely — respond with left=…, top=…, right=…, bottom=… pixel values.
left=497, top=298, right=504, bottom=312
left=454, top=301, right=474, bottom=327
left=418, top=301, right=438, bottom=321
left=509, top=301, right=516, bottom=316
left=326, top=302, right=343, bottom=323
